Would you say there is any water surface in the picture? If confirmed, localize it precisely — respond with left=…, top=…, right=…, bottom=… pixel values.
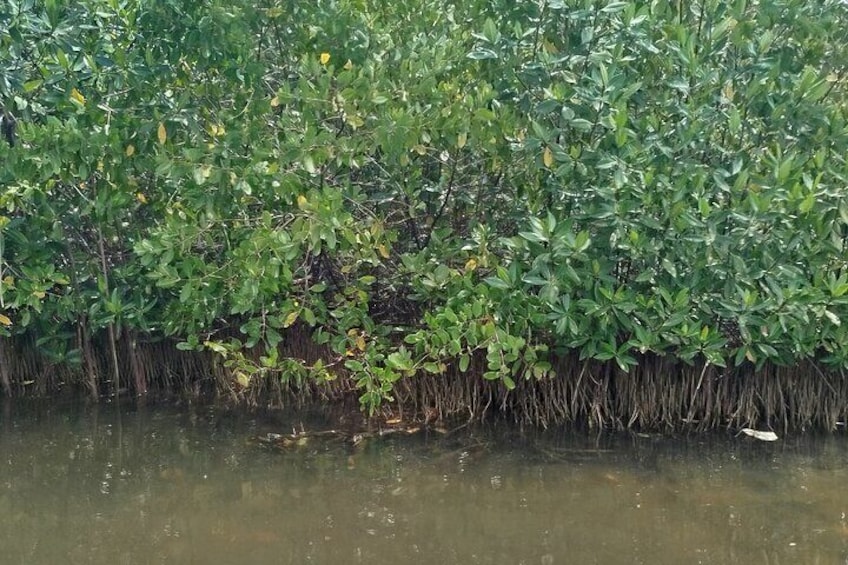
left=1, top=399, right=847, bottom=564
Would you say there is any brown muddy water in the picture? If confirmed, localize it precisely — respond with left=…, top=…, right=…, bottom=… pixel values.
left=1, top=399, right=847, bottom=565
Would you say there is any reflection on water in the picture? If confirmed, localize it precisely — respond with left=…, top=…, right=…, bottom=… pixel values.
left=1, top=398, right=847, bottom=564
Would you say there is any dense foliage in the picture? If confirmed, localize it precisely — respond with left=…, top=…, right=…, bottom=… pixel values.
left=2, top=0, right=848, bottom=410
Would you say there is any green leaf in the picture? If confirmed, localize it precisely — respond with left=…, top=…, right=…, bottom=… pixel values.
left=467, top=48, right=498, bottom=60
left=799, top=193, right=815, bottom=214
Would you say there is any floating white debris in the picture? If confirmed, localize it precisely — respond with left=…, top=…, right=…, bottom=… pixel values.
left=740, top=428, right=779, bottom=442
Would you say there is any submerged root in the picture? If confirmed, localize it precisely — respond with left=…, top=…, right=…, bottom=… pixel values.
left=392, top=354, right=848, bottom=432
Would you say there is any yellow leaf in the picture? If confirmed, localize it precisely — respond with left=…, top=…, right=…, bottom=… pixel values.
left=270, top=96, right=280, bottom=108
left=283, top=310, right=299, bottom=328
left=457, top=132, right=467, bottom=149
left=296, top=194, right=308, bottom=209
left=33, top=291, right=46, bottom=299
left=355, top=335, right=366, bottom=351
left=465, top=258, right=478, bottom=271
left=157, top=122, right=167, bottom=145
left=412, top=144, right=427, bottom=155
left=543, top=146, right=553, bottom=168
left=235, top=372, right=250, bottom=388
left=70, top=88, right=86, bottom=106
left=203, top=341, right=228, bottom=354
left=343, top=59, right=353, bottom=70
left=2, top=275, right=15, bottom=287
left=125, top=144, right=135, bottom=157
left=0, top=313, right=11, bottom=326
left=345, top=114, right=365, bottom=129
left=377, top=244, right=390, bottom=259
left=136, top=192, right=148, bottom=204
left=319, top=52, right=331, bottom=65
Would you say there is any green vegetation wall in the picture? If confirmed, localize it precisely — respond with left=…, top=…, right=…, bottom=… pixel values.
left=1, top=0, right=848, bottom=411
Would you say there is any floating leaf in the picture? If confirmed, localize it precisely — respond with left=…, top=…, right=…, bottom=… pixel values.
left=740, top=428, right=779, bottom=442
left=157, top=122, right=167, bottom=144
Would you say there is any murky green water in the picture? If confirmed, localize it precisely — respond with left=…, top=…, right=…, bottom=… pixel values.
left=1, top=399, right=847, bottom=564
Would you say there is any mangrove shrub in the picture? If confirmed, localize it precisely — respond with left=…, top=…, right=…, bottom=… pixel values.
left=1, top=0, right=848, bottom=411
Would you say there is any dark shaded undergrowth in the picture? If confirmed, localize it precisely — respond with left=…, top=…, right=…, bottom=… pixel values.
left=3, top=330, right=846, bottom=433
